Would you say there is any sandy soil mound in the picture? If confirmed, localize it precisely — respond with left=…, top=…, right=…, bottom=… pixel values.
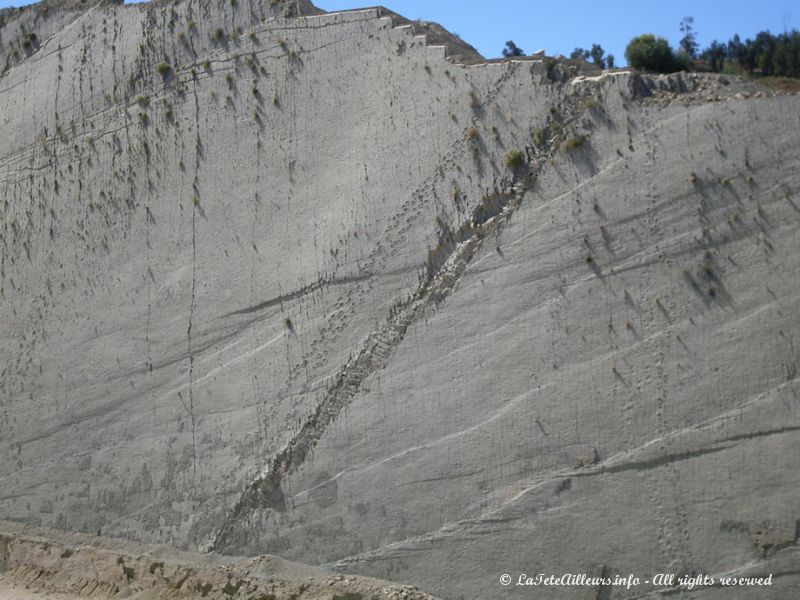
left=0, top=521, right=437, bottom=600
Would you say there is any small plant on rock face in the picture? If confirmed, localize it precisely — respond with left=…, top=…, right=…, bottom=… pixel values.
left=560, top=135, right=587, bottom=152
left=156, top=62, right=172, bottom=78
left=469, top=91, right=480, bottom=111
left=451, top=184, right=461, bottom=203
left=581, top=98, right=599, bottom=111
left=504, top=149, right=525, bottom=169
left=466, top=127, right=479, bottom=141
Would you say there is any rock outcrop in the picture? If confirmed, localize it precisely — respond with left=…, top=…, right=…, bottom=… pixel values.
left=1, top=1, right=799, bottom=598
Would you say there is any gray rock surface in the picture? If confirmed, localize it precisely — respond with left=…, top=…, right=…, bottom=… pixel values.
left=1, top=1, right=799, bottom=598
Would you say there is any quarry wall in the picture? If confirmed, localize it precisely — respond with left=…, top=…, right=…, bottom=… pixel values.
left=1, top=1, right=799, bottom=598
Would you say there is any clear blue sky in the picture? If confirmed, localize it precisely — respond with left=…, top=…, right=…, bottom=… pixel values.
left=1, top=0, right=795, bottom=64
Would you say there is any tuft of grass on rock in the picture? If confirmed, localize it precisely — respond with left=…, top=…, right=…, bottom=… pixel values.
left=560, top=135, right=587, bottom=152
left=581, top=98, right=599, bottom=111
left=156, top=62, right=172, bottom=78
left=504, top=149, right=525, bottom=169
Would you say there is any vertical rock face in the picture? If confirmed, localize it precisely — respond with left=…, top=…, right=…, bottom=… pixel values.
left=1, top=1, right=799, bottom=598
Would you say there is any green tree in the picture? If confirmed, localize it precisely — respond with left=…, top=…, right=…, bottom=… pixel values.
left=727, top=34, right=745, bottom=68
left=701, top=40, right=727, bottom=72
left=753, top=31, right=776, bottom=74
left=679, top=17, right=698, bottom=58
left=502, top=40, right=524, bottom=57
left=699, top=29, right=800, bottom=77
left=625, top=34, right=678, bottom=73
left=570, top=44, right=608, bottom=68
left=589, top=44, right=607, bottom=68
left=570, top=47, right=590, bottom=61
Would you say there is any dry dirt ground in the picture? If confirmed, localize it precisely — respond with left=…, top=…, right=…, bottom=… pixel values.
left=0, top=578, right=84, bottom=600
left=0, top=521, right=437, bottom=600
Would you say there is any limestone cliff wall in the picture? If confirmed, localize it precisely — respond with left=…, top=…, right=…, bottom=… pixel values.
left=1, top=1, right=799, bottom=598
